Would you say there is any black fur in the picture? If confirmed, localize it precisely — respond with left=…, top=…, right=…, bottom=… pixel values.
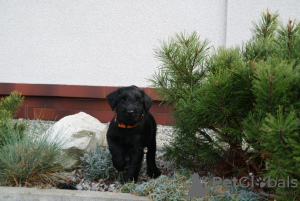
left=106, top=86, right=161, bottom=182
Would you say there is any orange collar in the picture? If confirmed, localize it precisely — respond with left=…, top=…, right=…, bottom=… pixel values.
left=114, top=114, right=144, bottom=129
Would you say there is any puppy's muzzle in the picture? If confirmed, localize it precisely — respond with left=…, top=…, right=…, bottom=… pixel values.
left=126, top=110, right=134, bottom=116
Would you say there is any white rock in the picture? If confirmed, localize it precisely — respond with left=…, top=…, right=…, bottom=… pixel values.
left=46, top=112, right=107, bottom=168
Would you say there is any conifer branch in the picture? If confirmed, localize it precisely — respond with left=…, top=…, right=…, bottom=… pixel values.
left=191, top=48, right=198, bottom=73
left=263, top=12, right=273, bottom=40
left=268, top=74, right=274, bottom=114
left=279, top=126, right=287, bottom=146
left=263, top=13, right=270, bottom=39
left=287, top=20, right=292, bottom=56
left=198, top=129, right=214, bottom=143
left=227, top=55, right=231, bottom=69
left=238, top=149, right=261, bottom=173
left=216, top=81, right=225, bottom=112
left=166, top=52, right=185, bottom=81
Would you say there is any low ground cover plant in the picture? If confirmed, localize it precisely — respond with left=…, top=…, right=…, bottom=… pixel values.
left=121, top=169, right=265, bottom=201
left=80, top=143, right=123, bottom=181
left=150, top=10, right=300, bottom=200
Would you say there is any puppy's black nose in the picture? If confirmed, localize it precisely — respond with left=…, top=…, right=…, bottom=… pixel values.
left=126, top=110, right=134, bottom=116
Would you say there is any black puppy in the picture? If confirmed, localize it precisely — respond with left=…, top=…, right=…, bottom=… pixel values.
left=106, top=86, right=161, bottom=182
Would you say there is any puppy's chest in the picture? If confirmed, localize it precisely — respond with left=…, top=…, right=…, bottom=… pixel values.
left=119, top=131, right=146, bottom=147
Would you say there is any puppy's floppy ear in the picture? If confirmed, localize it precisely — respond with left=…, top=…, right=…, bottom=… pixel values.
left=142, top=91, right=152, bottom=112
left=106, top=90, right=118, bottom=110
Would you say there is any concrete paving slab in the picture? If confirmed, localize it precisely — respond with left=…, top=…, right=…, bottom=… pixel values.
left=0, top=187, right=149, bottom=201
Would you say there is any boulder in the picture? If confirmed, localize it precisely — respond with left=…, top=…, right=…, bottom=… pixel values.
left=46, top=112, right=107, bottom=168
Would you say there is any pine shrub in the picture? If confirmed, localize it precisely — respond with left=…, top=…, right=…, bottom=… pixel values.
left=150, top=10, right=300, bottom=200
left=0, top=91, right=24, bottom=147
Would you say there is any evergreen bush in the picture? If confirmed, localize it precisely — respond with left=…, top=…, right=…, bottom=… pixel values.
left=0, top=91, right=24, bottom=147
left=150, top=10, right=300, bottom=200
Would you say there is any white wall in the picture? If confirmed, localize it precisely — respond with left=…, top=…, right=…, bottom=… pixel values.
left=0, top=0, right=299, bottom=87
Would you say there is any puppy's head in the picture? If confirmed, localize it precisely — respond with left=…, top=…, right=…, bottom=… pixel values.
left=106, top=86, right=152, bottom=125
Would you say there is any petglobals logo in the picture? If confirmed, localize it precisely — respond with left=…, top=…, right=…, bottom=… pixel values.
left=188, top=173, right=210, bottom=198
left=188, top=173, right=298, bottom=198
left=211, top=176, right=298, bottom=189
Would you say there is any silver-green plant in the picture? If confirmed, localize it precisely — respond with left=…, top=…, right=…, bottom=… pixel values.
left=0, top=120, right=68, bottom=186
left=121, top=171, right=266, bottom=201
left=80, top=144, right=122, bottom=181
left=208, top=186, right=266, bottom=201
left=121, top=172, right=192, bottom=201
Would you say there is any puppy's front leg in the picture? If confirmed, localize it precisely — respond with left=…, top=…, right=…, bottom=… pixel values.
left=125, top=147, right=144, bottom=182
left=147, top=137, right=161, bottom=178
left=107, top=135, right=126, bottom=172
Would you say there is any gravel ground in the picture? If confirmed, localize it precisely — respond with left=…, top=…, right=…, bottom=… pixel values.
left=54, top=151, right=177, bottom=192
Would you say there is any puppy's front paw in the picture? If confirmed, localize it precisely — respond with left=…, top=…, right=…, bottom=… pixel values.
left=124, top=174, right=138, bottom=183
left=147, top=168, right=161, bottom=179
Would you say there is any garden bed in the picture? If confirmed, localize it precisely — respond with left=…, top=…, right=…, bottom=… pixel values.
left=19, top=119, right=177, bottom=191
left=45, top=151, right=177, bottom=192
left=17, top=120, right=266, bottom=200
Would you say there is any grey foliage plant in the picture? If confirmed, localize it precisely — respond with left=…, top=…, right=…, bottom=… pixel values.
left=121, top=169, right=265, bottom=201
left=80, top=144, right=123, bottom=181
left=0, top=120, right=68, bottom=186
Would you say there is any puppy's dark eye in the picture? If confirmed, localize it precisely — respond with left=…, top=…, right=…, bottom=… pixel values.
left=136, top=99, right=142, bottom=105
